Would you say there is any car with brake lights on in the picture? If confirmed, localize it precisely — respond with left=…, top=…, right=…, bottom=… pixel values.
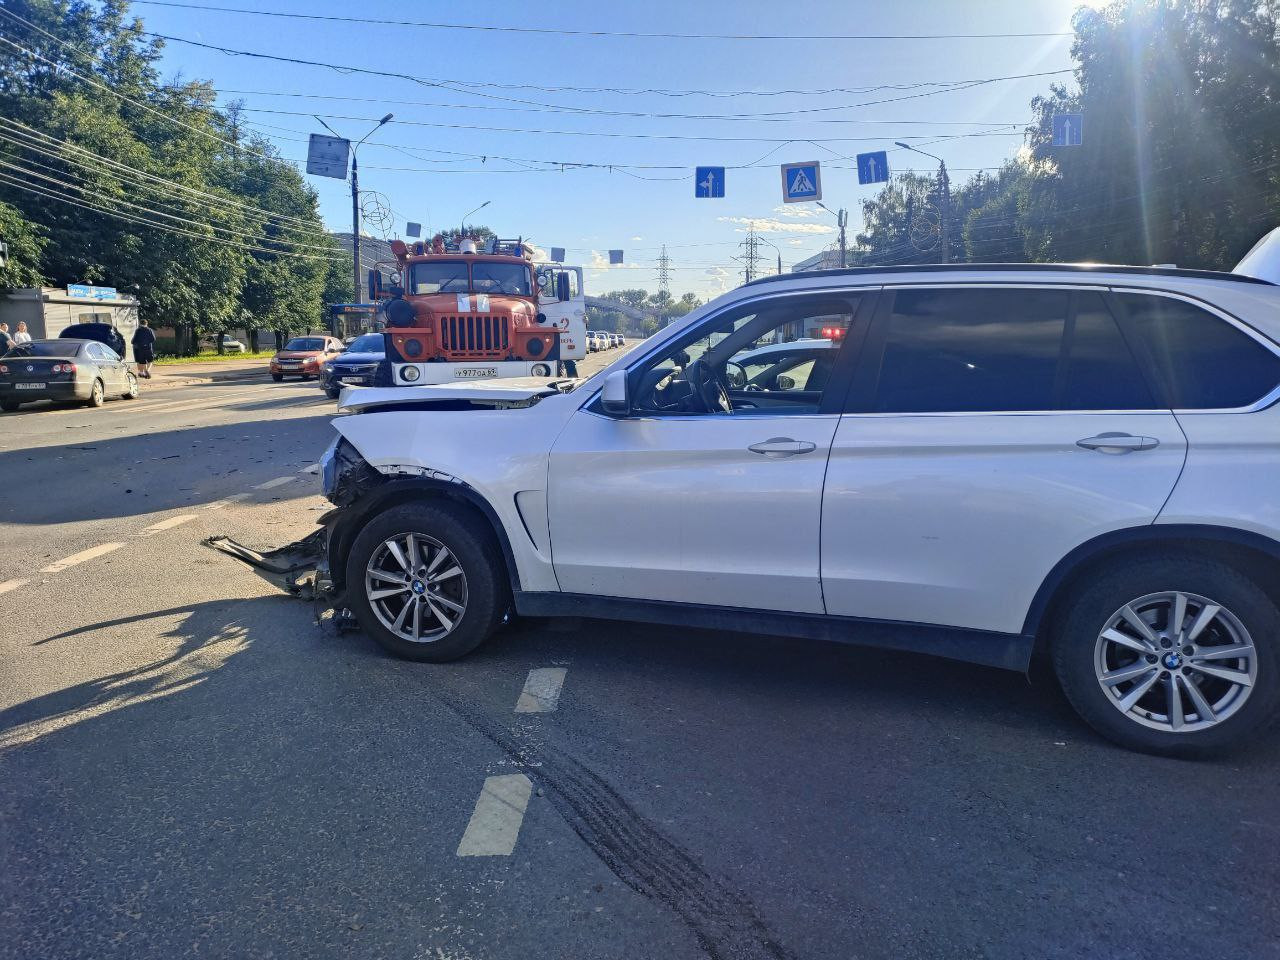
left=216, top=226, right=1280, bottom=758
left=269, top=335, right=343, bottom=382
left=320, top=333, right=385, bottom=400
left=1, top=339, right=139, bottom=411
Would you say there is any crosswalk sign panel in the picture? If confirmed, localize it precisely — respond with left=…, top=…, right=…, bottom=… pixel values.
left=781, top=161, right=821, bottom=203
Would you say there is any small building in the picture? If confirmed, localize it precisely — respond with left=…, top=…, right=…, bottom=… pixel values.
left=0, top=285, right=140, bottom=361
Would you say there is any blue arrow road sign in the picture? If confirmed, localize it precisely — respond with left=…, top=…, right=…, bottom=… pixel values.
left=1053, top=114, right=1083, bottom=146
left=781, top=161, right=821, bottom=203
left=856, top=151, right=890, bottom=185
left=695, top=166, right=725, bottom=198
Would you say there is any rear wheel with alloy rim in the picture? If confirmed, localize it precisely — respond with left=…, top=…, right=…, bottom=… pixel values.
left=345, top=502, right=506, bottom=662
left=1053, top=555, right=1280, bottom=757
left=86, top=379, right=104, bottom=407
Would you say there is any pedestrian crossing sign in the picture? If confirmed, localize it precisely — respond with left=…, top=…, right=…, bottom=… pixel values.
left=781, top=161, right=821, bottom=203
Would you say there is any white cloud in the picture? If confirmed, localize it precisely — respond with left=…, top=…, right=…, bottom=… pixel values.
left=771, top=205, right=819, bottom=218
left=704, top=266, right=732, bottom=294
left=786, top=238, right=807, bottom=247
left=630, top=235, right=644, bottom=241
left=717, top=216, right=835, bottom=235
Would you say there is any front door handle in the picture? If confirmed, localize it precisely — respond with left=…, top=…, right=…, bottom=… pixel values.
left=748, top=437, right=817, bottom=459
left=1076, top=433, right=1160, bottom=454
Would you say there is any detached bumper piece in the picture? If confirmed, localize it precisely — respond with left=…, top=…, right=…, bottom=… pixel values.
left=205, top=528, right=329, bottom=598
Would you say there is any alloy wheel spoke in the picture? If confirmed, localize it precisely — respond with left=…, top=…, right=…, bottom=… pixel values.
left=426, top=545, right=452, bottom=575
left=1171, top=592, right=1188, bottom=638
left=1189, top=643, right=1254, bottom=662
left=369, top=586, right=410, bottom=601
left=1166, top=673, right=1185, bottom=731
left=1186, top=662, right=1252, bottom=687
left=392, top=599, right=412, bottom=632
left=1181, top=674, right=1218, bottom=724
left=368, top=569, right=407, bottom=585
left=429, top=565, right=463, bottom=584
left=1119, top=605, right=1160, bottom=646
left=425, top=597, right=453, bottom=630
left=1186, top=603, right=1222, bottom=642
left=1101, top=662, right=1157, bottom=687
left=1117, top=668, right=1163, bottom=712
left=406, top=534, right=421, bottom=573
left=385, top=539, right=410, bottom=573
left=410, top=597, right=422, bottom=640
left=1101, top=627, right=1154, bottom=656
left=431, top=593, right=465, bottom=615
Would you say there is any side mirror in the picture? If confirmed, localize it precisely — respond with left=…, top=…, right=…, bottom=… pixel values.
left=556, top=272, right=571, bottom=302
left=601, top=369, right=630, bottom=417
left=776, top=374, right=797, bottom=391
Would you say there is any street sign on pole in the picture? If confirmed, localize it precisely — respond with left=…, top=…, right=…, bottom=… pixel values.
left=695, top=166, right=725, bottom=198
left=856, top=151, right=890, bottom=185
left=1052, top=114, right=1083, bottom=146
left=550, top=247, right=566, bottom=263
left=608, top=250, right=624, bottom=265
left=780, top=161, right=821, bottom=203
left=306, top=133, right=350, bottom=179
left=405, top=222, right=422, bottom=238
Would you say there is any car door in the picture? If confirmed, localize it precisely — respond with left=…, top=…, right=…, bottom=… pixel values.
left=547, top=290, right=873, bottom=613
left=87, top=342, right=123, bottom=390
left=820, top=285, right=1188, bottom=636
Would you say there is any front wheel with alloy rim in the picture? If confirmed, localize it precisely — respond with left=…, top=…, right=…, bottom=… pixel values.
left=344, top=502, right=507, bottom=662
left=123, top=372, right=139, bottom=399
left=1053, top=555, right=1280, bottom=757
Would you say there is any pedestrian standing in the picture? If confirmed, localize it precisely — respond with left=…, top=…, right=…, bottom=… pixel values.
left=12, top=322, right=32, bottom=345
left=132, top=319, right=157, bottom=379
left=0, top=323, right=11, bottom=354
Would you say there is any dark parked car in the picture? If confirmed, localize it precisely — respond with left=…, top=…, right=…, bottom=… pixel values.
left=59, top=322, right=128, bottom=360
left=319, top=332, right=385, bottom=399
left=0, top=339, right=139, bottom=411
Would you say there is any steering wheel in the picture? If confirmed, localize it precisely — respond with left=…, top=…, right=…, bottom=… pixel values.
left=686, top=358, right=732, bottom=414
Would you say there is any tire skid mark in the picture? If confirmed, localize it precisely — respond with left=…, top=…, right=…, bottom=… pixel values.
left=422, top=682, right=791, bottom=960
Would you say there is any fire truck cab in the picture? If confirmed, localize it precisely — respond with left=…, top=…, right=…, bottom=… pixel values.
left=380, top=236, right=562, bottom=386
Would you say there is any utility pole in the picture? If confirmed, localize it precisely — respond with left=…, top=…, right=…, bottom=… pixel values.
left=818, top=201, right=849, bottom=268
left=656, top=245, right=672, bottom=327
left=736, top=225, right=762, bottom=284
left=895, top=142, right=951, bottom=264
left=318, top=113, right=393, bottom=303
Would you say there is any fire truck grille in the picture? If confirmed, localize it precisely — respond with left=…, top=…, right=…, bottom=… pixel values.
left=439, top=315, right=510, bottom=358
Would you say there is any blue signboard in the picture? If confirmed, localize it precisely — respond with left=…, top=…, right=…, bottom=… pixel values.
left=695, top=166, right=725, bottom=198
left=67, top=284, right=118, bottom=301
left=1052, top=114, right=1083, bottom=146
left=780, top=161, right=821, bottom=203
left=856, top=151, right=890, bottom=185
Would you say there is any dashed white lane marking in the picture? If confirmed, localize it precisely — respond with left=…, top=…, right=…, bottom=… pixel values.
left=0, top=579, right=29, bottom=596
left=40, top=542, right=124, bottom=574
left=514, top=667, right=568, bottom=713
left=254, top=476, right=295, bottom=490
left=456, top=774, right=533, bottom=857
left=298, top=463, right=319, bottom=475
left=142, top=514, right=198, bottom=533
left=204, top=492, right=250, bottom=510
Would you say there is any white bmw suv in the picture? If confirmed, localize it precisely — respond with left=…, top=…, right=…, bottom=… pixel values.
left=302, top=232, right=1280, bottom=757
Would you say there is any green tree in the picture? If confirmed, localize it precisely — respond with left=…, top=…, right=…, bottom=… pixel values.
left=0, top=199, right=46, bottom=290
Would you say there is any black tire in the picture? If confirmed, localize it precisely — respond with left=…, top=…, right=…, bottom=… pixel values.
left=85, top=379, right=105, bottom=407
left=271, top=372, right=284, bottom=382
left=0, top=400, right=20, bottom=412
left=1052, top=554, right=1280, bottom=758
left=325, top=387, right=341, bottom=400
left=344, top=501, right=508, bottom=662
left=122, top=372, right=139, bottom=399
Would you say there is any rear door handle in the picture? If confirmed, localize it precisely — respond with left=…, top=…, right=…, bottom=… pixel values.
left=1076, top=433, right=1160, bottom=454
left=748, top=437, right=817, bottom=459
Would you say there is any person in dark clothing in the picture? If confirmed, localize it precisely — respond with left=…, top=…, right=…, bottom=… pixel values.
left=131, top=319, right=157, bottom=378
left=0, top=323, right=11, bottom=354
left=383, top=286, right=416, bottom=328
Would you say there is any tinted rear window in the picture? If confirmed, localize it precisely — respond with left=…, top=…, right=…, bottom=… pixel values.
left=4, top=340, right=80, bottom=357
left=1116, top=293, right=1280, bottom=408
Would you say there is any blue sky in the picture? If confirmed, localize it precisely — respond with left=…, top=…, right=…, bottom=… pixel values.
left=134, top=0, right=1089, bottom=297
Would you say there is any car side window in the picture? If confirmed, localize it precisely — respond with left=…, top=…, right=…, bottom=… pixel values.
left=869, top=287, right=1157, bottom=413
left=1114, top=292, right=1280, bottom=409
left=630, top=295, right=858, bottom=417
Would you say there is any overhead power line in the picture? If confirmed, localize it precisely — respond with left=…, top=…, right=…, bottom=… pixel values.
left=129, top=2, right=1073, bottom=41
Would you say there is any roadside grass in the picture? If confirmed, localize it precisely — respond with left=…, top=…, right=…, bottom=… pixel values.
left=155, top=350, right=276, bottom=365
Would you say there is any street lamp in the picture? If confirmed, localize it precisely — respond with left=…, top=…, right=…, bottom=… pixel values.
left=894, top=142, right=952, bottom=263
left=815, top=201, right=849, bottom=268
left=460, top=201, right=491, bottom=240
left=755, top=235, right=785, bottom=276
left=317, top=113, right=394, bottom=303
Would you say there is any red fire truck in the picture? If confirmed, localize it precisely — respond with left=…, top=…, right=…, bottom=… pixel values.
left=376, top=235, right=567, bottom=385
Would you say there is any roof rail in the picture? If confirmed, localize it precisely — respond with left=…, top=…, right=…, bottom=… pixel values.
left=744, top=262, right=1274, bottom=287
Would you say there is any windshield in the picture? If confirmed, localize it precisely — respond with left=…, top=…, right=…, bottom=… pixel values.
left=410, top=262, right=469, bottom=295
left=4, top=340, right=79, bottom=358
left=284, top=337, right=325, bottom=351
left=471, top=262, right=532, bottom=296
left=345, top=334, right=384, bottom=353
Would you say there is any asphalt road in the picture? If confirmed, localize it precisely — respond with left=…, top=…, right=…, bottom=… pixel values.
left=2, top=347, right=1278, bottom=960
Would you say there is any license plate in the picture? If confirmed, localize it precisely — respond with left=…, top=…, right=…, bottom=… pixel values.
left=15, top=383, right=46, bottom=390
left=281, top=361, right=301, bottom=368
left=338, top=376, right=365, bottom=385
left=456, top=367, right=496, bottom=379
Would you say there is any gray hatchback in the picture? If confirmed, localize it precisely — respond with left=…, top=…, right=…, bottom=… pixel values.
left=0, top=339, right=139, bottom=412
